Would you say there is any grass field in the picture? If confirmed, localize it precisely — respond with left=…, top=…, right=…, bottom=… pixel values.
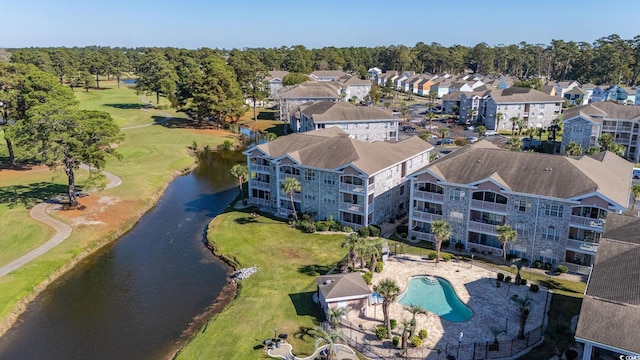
left=0, top=80, right=235, bottom=329
left=176, top=209, right=347, bottom=359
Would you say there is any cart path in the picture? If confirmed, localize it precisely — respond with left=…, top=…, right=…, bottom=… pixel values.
left=0, top=168, right=122, bottom=278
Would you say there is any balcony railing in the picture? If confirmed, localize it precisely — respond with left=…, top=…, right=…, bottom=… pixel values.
left=339, top=182, right=366, bottom=193
left=468, top=220, right=499, bottom=234
left=280, top=174, right=301, bottom=182
left=470, top=199, right=507, bottom=213
left=566, top=239, right=598, bottom=254
left=569, top=215, right=605, bottom=229
left=523, top=112, right=529, bottom=117
left=468, top=243, right=503, bottom=257
left=409, top=230, right=435, bottom=243
left=341, top=220, right=364, bottom=230
left=618, top=126, right=633, bottom=132
left=602, top=125, right=617, bottom=131
left=249, top=197, right=270, bottom=206
left=563, top=262, right=592, bottom=275
left=368, top=183, right=375, bottom=193
left=280, top=192, right=301, bottom=201
left=413, top=190, right=444, bottom=202
left=339, top=202, right=365, bottom=213
left=249, top=180, right=270, bottom=190
left=412, top=210, right=443, bottom=222
left=250, top=164, right=270, bottom=173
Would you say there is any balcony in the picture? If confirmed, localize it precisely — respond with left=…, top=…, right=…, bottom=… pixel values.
left=249, top=197, right=270, bottom=206
left=341, top=220, right=364, bottom=230
left=602, top=125, right=617, bottom=131
left=280, top=192, right=301, bottom=201
left=280, top=174, right=301, bottom=182
left=566, top=239, right=598, bottom=254
left=468, top=243, right=503, bottom=257
left=470, top=200, right=507, bottom=213
left=570, top=215, right=605, bottom=229
left=412, top=210, right=443, bottom=222
left=410, top=230, right=435, bottom=242
left=563, top=262, right=592, bottom=276
left=249, top=180, right=270, bottom=190
left=251, top=164, right=270, bottom=173
left=339, top=202, right=365, bottom=213
left=413, top=190, right=444, bottom=202
left=339, top=182, right=366, bottom=193
left=523, top=112, right=529, bottom=117
left=468, top=220, right=499, bottom=234
left=618, top=126, right=633, bottom=132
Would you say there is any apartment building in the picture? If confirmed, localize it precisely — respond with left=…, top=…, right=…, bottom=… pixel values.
left=244, top=127, right=433, bottom=229
left=408, top=141, right=631, bottom=273
left=561, top=102, right=640, bottom=162
left=291, top=101, right=399, bottom=142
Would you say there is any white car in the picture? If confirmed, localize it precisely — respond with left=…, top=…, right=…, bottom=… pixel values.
left=485, top=130, right=498, bottom=136
left=467, top=136, right=479, bottom=143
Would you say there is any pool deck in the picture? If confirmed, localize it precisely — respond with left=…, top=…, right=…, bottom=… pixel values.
left=349, top=254, right=550, bottom=353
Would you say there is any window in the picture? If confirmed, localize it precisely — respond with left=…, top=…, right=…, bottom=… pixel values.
left=449, top=210, right=464, bottom=223
left=542, top=226, right=559, bottom=241
left=544, top=204, right=564, bottom=217
left=323, top=173, right=336, bottom=185
left=305, top=170, right=315, bottom=181
left=400, top=185, right=405, bottom=196
left=515, top=222, right=528, bottom=236
left=513, top=199, right=532, bottom=212
left=450, top=188, right=463, bottom=201
left=472, top=191, right=507, bottom=204
left=304, top=194, right=315, bottom=201
left=418, top=183, right=443, bottom=194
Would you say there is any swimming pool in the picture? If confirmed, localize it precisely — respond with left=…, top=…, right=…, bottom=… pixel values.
left=398, top=276, right=473, bottom=322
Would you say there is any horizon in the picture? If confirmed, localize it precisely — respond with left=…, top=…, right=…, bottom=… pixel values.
left=3, top=0, right=640, bottom=50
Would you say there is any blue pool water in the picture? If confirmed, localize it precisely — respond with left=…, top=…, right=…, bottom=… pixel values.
left=398, top=276, right=473, bottom=322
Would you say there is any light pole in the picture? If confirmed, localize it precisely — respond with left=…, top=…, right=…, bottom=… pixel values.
left=457, top=332, right=463, bottom=358
left=274, top=327, right=277, bottom=340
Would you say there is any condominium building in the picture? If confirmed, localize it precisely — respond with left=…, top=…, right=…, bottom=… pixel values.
left=244, top=127, right=433, bottom=229
left=291, top=101, right=399, bottom=142
left=408, top=141, right=631, bottom=272
left=561, top=102, right=640, bottom=162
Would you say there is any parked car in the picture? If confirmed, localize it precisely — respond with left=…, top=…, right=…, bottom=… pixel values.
left=466, top=136, right=479, bottom=143
left=485, top=130, right=498, bottom=136
left=436, top=138, right=453, bottom=145
left=465, top=125, right=475, bottom=131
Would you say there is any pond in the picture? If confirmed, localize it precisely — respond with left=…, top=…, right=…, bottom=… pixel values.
left=0, top=149, right=247, bottom=360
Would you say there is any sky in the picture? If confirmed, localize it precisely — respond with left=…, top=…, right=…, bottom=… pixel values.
left=3, top=0, right=640, bottom=49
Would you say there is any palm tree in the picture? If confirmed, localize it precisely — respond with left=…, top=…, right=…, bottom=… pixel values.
left=496, top=224, right=517, bottom=264
left=374, top=278, right=400, bottom=339
left=507, top=137, right=523, bottom=151
left=564, top=142, right=583, bottom=156
left=263, top=131, right=277, bottom=142
left=327, top=306, right=350, bottom=329
left=610, top=143, right=626, bottom=157
left=516, top=118, right=527, bottom=135
left=312, top=324, right=347, bottom=360
left=400, top=318, right=413, bottom=350
left=598, top=133, right=614, bottom=150
left=496, top=112, right=504, bottom=131
left=400, top=102, right=409, bottom=121
left=341, top=233, right=363, bottom=271
left=438, top=127, right=449, bottom=139
left=229, top=164, right=248, bottom=205
left=430, top=220, right=451, bottom=265
left=511, top=295, right=532, bottom=339
left=631, top=184, right=640, bottom=212
left=510, top=117, right=519, bottom=135
left=477, top=125, right=487, bottom=138
left=362, top=239, right=382, bottom=273
left=426, top=111, right=435, bottom=130
left=280, top=177, right=301, bottom=220
left=404, top=304, right=427, bottom=334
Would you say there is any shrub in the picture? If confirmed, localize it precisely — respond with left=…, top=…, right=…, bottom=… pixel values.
left=396, top=225, right=409, bottom=234
left=530, top=284, right=540, bottom=292
left=497, top=272, right=505, bottom=282
left=400, top=233, right=408, bottom=239
left=556, top=265, right=569, bottom=273
left=521, top=279, right=527, bottom=286
left=316, top=221, right=330, bottom=231
left=504, top=276, right=512, bottom=283
left=544, top=262, right=552, bottom=270
left=369, top=225, right=381, bottom=237
left=223, top=139, right=232, bottom=150
left=533, top=260, right=542, bottom=269
left=295, top=220, right=316, bottom=233
left=358, top=226, right=370, bottom=237
left=418, top=329, right=428, bottom=339
left=442, top=254, right=452, bottom=262
left=390, top=319, right=397, bottom=330
left=375, top=326, right=387, bottom=340
left=155, top=104, right=169, bottom=110
left=454, top=242, right=464, bottom=251
left=454, top=138, right=469, bottom=146
left=191, top=140, right=198, bottom=150
left=330, top=222, right=343, bottom=232
left=411, top=335, right=422, bottom=347
left=375, top=262, right=384, bottom=273
left=392, top=336, right=400, bottom=347
left=428, top=252, right=437, bottom=260
left=362, top=271, right=373, bottom=285
left=441, top=239, right=450, bottom=248
left=342, top=226, right=354, bottom=233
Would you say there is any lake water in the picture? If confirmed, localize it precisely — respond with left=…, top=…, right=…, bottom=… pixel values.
left=0, top=149, right=246, bottom=360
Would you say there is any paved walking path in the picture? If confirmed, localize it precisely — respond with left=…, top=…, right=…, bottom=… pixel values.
left=0, top=168, right=122, bottom=278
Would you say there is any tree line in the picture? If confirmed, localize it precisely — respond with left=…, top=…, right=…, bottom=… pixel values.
left=5, top=33, right=640, bottom=86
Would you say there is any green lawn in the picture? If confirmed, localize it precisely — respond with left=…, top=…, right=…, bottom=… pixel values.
left=176, top=210, right=347, bottom=360
left=0, top=83, right=234, bottom=328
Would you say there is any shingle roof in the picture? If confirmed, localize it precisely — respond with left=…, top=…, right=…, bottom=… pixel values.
left=488, top=87, right=562, bottom=103
left=563, top=102, right=640, bottom=122
left=279, top=82, right=340, bottom=100
left=266, top=70, right=289, bottom=81
left=316, top=273, right=372, bottom=301
left=256, top=128, right=432, bottom=175
left=300, top=101, right=395, bottom=123
left=416, top=141, right=631, bottom=206
left=311, top=70, right=347, bottom=79
left=565, top=87, right=586, bottom=95
left=575, top=213, right=640, bottom=354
